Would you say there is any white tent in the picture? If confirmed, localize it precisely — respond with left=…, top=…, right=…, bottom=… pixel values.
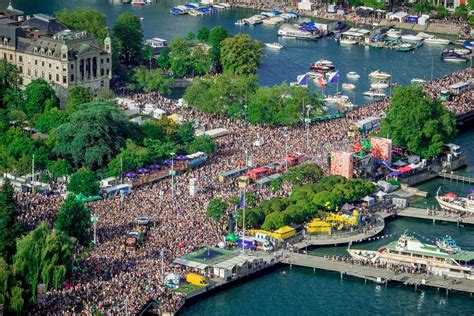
left=388, top=11, right=408, bottom=22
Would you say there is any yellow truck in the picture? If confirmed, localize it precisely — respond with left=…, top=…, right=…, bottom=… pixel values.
left=186, top=273, right=208, bottom=286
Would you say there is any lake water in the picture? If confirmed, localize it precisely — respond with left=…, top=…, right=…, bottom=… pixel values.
left=3, top=0, right=468, bottom=104
left=4, top=1, right=473, bottom=314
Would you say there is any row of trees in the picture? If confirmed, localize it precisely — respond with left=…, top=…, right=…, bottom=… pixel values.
left=0, top=179, right=91, bottom=313
left=184, top=73, right=324, bottom=125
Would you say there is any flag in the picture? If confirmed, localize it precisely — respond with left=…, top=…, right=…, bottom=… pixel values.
left=328, top=71, right=339, bottom=84
left=237, top=192, right=245, bottom=209
left=318, top=76, right=325, bottom=88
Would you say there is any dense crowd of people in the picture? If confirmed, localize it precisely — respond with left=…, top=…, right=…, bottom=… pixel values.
left=326, top=254, right=429, bottom=274
left=13, top=67, right=473, bottom=314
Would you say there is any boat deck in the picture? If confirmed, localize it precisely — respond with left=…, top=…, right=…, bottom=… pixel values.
left=380, top=207, right=474, bottom=225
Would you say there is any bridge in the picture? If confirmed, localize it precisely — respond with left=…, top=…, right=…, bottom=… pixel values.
left=282, top=253, right=474, bottom=296
left=379, top=208, right=474, bottom=226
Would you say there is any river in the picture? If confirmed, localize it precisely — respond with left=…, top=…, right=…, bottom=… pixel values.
left=3, top=1, right=473, bottom=314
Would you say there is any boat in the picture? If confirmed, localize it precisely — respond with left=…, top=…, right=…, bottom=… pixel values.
left=453, top=47, right=472, bottom=56
left=396, top=43, right=416, bottom=52
left=346, top=71, right=360, bottom=80
left=265, top=42, right=283, bottom=49
left=436, top=192, right=474, bottom=214
left=386, top=29, right=401, bottom=40
left=401, top=34, right=424, bottom=42
left=424, top=36, right=450, bottom=45
left=309, top=59, right=335, bottom=73
left=339, top=38, right=358, bottom=45
left=411, top=78, right=425, bottom=85
left=278, top=24, right=319, bottom=41
left=363, top=90, right=386, bottom=98
left=368, top=70, right=391, bottom=80
left=342, top=83, right=355, bottom=90
left=370, top=82, right=389, bottom=89
left=348, top=234, right=474, bottom=279
left=441, top=51, right=469, bottom=62
left=170, top=7, right=183, bottom=15
left=235, top=20, right=246, bottom=26
left=132, top=1, right=146, bottom=5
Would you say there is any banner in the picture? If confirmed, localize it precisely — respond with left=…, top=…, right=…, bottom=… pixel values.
left=330, top=151, right=353, bottom=179
left=370, top=137, right=392, bottom=162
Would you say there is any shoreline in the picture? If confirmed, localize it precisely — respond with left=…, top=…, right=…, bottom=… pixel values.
left=231, top=3, right=472, bottom=38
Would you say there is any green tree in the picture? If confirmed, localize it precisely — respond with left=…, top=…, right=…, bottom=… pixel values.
left=380, top=86, right=456, bottom=157
left=34, top=107, right=68, bottom=133
left=143, top=45, right=154, bottom=69
left=157, top=49, right=171, bottom=69
left=56, top=8, right=108, bottom=41
left=113, top=12, right=143, bottom=64
left=187, top=135, right=215, bottom=155
left=435, top=5, right=449, bottom=18
left=176, top=122, right=195, bottom=145
left=66, top=87, right=93, bottom=115
left=312, top=190, right=340, bottom=211
left=454, top=4, right=468, bottom=18
left=47, top=159, right=71, bottom=179
left=208, top=25, right=229, bottom=66
left=56, top=195, right=91, bottom=245
left=127, top=66, right=175, bottom=94
left=197, top=26, right=210, bottom=41
left=220, top=34, right=264, bottom=75
left=108, top=140, right=149, bottom=177
left=0, top=60, right=22, bottom=109
left=13, top=223, right=74, bottom=302
left=23, top=79, right=58, bottom=119
left=169, top=37, right=192, bottom=78
left=281, top=163, right=324, bottom=186
left=413, top=0, right=434, bottom=13
left=185, top=32, right=195, bottom=41
left=54, top=102, right=139, bottom=170
left=261, top=211, right=289, bottom=231
left=143, top=139, right=177, bottom=164
left=67, top=169, right=99, bottom=196
left=190, top=45, right=213, bottom=75
left=0, top=179, right=22, bottom=262
left=206, top=198, right=228, bottom=222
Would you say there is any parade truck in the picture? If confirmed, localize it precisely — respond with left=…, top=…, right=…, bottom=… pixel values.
left=125, top=231, right=144, bottom=252
left=285, top=153, right=305, bottom=167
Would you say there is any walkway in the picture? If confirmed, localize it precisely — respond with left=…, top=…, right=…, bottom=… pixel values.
left=283, top=253, right=474, bottom=295
left=380, top=208, right=474, bottom=226
left=439, top=172, right=474, bottom=184
left=293, top=221, right=385, bottom=249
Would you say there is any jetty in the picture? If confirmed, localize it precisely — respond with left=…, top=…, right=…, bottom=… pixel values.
left=380, top=207, right=474, bottom=226
left=283, top=253, right=474, bottom=296
left=439, top=172, right=474, bottom=184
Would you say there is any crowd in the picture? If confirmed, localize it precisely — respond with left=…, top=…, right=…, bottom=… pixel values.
left=15, top=67, right=472, bottom=314
left=327, top=255, right=429, bottom=274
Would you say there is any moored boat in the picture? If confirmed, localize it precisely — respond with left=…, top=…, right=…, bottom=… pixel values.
left=436, top=192, right=474, bottom=214
left=342, top=83, right=355, bottom=90
left=363, top=90, right=386, bottom=98
left=368, top=70, right=391, bottom=80
left=386, top=29, right=401, bottom=40
left=346, top=71, right=360, bottom=80
left=401, top=34, right=423, bottom=42
left=265, top=42, right=283, bottom=49
left=411, top=78, right=425, bottom=85
left=396, top=43, right=416, bottom=52
left=309, top=59, right=335, bottom=73
left=370, top=82, right=389, bottom=89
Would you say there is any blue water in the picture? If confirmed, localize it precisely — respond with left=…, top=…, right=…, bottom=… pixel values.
left=3, top=0, right=468, bottom=105
left=4, top=1, right=473, bottom=314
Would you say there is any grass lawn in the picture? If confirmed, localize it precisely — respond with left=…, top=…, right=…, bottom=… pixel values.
left=174, top=283, right=205, bottom=295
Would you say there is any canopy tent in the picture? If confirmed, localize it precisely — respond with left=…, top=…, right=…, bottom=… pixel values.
left=341, top=203, right=356, bottom=212
left=388, top=12, right=408, bottom=22
left=393, top=160, right=407, bottom=167
left=76, top=193, right=103, bottom=203
left=376, top=190, right=387, bottom=198
left=362, top=196, right=375, bottom=206
left=397, top=165, right=413, bottom=173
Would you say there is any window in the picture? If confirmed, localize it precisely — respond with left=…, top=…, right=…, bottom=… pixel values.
left=101, top=80, right=104, bottom=87
left=35, top=59, right=38, bottom=65
left=56, top=74, right=59, bottom=82
left=70, top=64, right=74, bottom=69
left=101, top=69, right=104, bottom=76
left=34, top=69, right=37, bottom=77
left=9, top=54, right=12, bottom=61
left=70, top=74, right=74, bottom=82
left=27, top=68, right=31, bottom=76
left=19, top=56, right=23, bottom=63
left=3, top=53, right=6, bottom=59
left=19, top=66, right=23, bottom=73
left=63, top=76, right=67, bottom=84
left=106, top=69, right=110, bottom=76
left=42, top=61, right=44, bottom=67
left=106, top=58, right=110, bottom=63
left=49, top=63, right=51, bottom=68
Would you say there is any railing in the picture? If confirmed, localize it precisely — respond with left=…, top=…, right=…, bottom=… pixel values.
left=439, top=172, right=474, bottom=184
left=305, top=221, right=385, bottom=241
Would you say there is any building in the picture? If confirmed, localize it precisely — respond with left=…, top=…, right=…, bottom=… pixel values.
left=0, top=5, right=112, bottom=101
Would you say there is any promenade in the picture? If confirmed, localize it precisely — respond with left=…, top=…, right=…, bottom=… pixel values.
left=380, top=207, right=474, bottom=226
left=283, top=253, right=474, bottom=295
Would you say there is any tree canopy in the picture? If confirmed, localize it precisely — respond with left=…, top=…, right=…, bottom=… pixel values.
left=56, top=195, right=91, bottom=245
left=23, top=79, right=58, bottom=119
left=207, top=25, right=229, bottom=66
left=54, top=102, right=139, bottom=170
left=0, top=179, right=22, bottom=262
left=65, top=87, right=93, bottom=115
left=127, top=67, right=175, bottom=94
left=113, top=13, right=143, bottom=65
left=206, top=198, right=228, bottom=222
left=380, top=86, right=456, bottom=157
left=0, top=60, right=22, bottom=109
left=56, top=8, right=108, bottom=41
left=67, top=169, right=99, bottom=196
left=220, top=34, right=264, bottom=75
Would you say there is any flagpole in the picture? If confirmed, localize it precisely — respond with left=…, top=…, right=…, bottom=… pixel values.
left=242, top=187, right=246, bottom=253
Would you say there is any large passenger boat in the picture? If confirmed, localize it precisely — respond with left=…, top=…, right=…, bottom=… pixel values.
left=436, top=192, right=474, bottom=214
left=348, top=234, right=474, bottom=279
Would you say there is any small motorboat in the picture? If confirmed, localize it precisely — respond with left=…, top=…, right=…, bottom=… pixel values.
left=386, top=29, right=401, bottom=40
left=411, top=78, right=426, bottom=85
left=370, top=82, right=389, bottom=89
left=453, top=47, right=472, bottom=56
left=323, top=96, right=339, bottom=104
left=235, top=20, right=246, bottom=26
left=441, top=50, right=469, bottom=62
left=265, top=42, right=283, bottom=49
left=339, top=38, right=358, bottom=45
left=342, top=83, right=355, bottom=90
left=346, top=71, right=360, bottom=80
left=363, top=90, right=386, bottom=98
left=132, top=1, right=146, bottom=5
left=401, top=34, right=423, bottom=42
left=369, top=70, right=391, bottom=80
left=424, top=36, right=450, bottom=45
left=310, top=59, right=335, bottom=73
left=396, top=43, right=416, bottom=52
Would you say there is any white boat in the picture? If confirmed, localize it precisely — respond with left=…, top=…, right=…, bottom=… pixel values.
left=278, top=25, right=319, bottom=40
left=436, top=193, right=474, bottom=214
left=348, top=234, right=474, bottom=279
left=386, top=29, right=401, bottom=40
left=346, top=71, right=360, bottom=80
left=265, top=42, right=283, bottom=49
left=323, top=96, right=339, bottom=104
left=342, top=83, right=355, bottom=90
left=411, top=78, right=425, bottom=85
left=370, top=82, right=389, bottom=89
left=363, top=90, right=386, bottom=98
left=425, top=37, right=450, bottom=45
left=401, top=34, right=424, bottom=42
left=339, top=38, right=358, bottom=45
left=235, top=20, right=246, bottom=26
left=368, top=70, right=391, bottom=80
left=453, top=47, right=472, bottom=56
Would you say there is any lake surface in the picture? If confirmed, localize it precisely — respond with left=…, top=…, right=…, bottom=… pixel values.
left=3, top=0, right=468, bottom=105
left=4, top=1, right=473, bottom=314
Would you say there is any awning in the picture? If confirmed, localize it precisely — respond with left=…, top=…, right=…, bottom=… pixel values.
left=172, top=258, right=209, bottom=270
left=398, top=166, right=413, bottom=173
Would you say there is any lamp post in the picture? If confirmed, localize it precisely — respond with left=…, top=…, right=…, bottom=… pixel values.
left=170, top=152, right=176, bottom=199
left=283, top=127, right=289, bottom=170
left=305, top=105, right=312, bottom=152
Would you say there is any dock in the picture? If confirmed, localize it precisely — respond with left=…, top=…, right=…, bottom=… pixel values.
left=283, top=253, right=474, bottom=296
left=380, top=207, right=474, bottom=226
left=439, top=172, right=474, bottom=184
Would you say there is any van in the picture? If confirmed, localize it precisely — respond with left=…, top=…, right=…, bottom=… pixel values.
left=186, top=273, right=208, bottom=286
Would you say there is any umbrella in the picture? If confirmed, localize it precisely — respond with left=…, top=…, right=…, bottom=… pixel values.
left=444, top=193, right=457, bottom=198
left=178, top=242, right=185, bottom=248
left=137, top=168, right=149, bottom=174
left=125, top=172, right=137, bottom=178
left=176, top=154, right=187, bottom=161
left=148, top=164, right=161, bottom=170
left=163, top=159, right=172, bottom=166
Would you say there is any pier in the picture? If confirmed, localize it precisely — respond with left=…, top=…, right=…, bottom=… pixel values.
left=380, top=207, right=474, bottom=226
left=439, top=172, right=474, bottom=184
left=283, top=253, right=474, bottom=295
